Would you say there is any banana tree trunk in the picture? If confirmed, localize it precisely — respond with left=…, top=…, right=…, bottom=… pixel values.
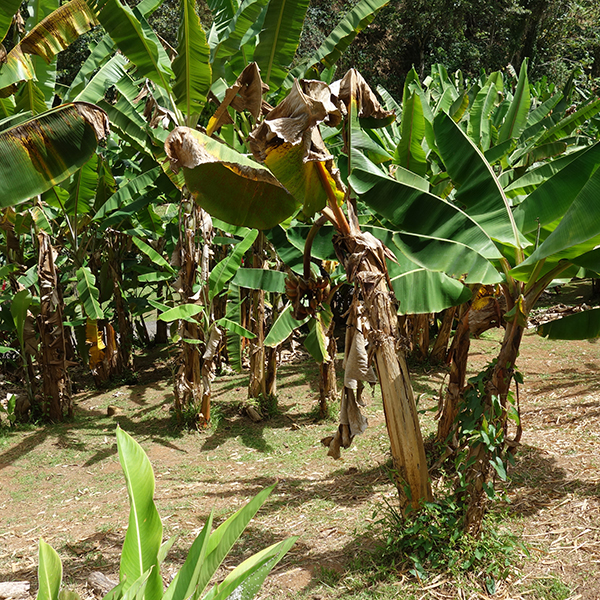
left=334, top=231, right=432, bottom=509
left=248, top=233, right=267, bottom=399
left=37, top=232, right=72, bottom=421
left=174, top=202, right=203, bottom=420
left=107, top=233, right=134, bottom=373
left=319, top=330, right=338, bottom=418
left=464, top=319, right=524, bottom=535
left=430, top=307, right=456, bottom=364
left=436, top=308, right=471, bottom=444
left=411, top=313, right=430, bottom=362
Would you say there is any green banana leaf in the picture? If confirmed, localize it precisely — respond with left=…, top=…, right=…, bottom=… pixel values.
left=537, top=308, right=600, bottom=340
left=394, top=88, right=427, bottom=176
left=498, top=59, right=530, bottom=143
left=467, top=73, right=502, bottom=150
left=19, top=0, right=97, bottom=62
left=76, top=266, right=104, bottom=320
left=286, top=223, right=336, bottom=260
left=93, top=167, right=163, bottom=222
left=207, top=0, right=239, bottom=47
left=131, top=236, right=173, bottom=271
left=71, top=54, right=129, bottom=103
left=162, top=514, right=214, bottom=600
left=510, top=162, right=600, bottom=279
left=389, top=263, right=472, bottom=314
left=209, top=229, right=258, bottom=301
left=371, top=227, right=501, bottom=285
left=253, top=0, right=310, bottom=88
left=192, top=484, right=278, bottom=597
left=224, top=283, right=244, bottom=372
left=203, top=537, right=297, bottom=600
left=14, top=80, right=47, bottom=115
left=165, top=127, right=298, bottom=229
left=232, top=268, right=287, bottom=292
left=513, top=142, right=600, bottom=233
left=0, top=103, right=108, bottom=208
left=158, top=304, right=203, bottom=323
left=349, top=165, right=502, bottom=260
left=304, top=309, right=331, bottom=362
left=10, top=290, right=32, bottom=353
left=172, top=0, right=211, bottom=121
left=36, top=540, right=62, bottom=600
left=264, top=304, right=309, bottom=347
left=116, top=426, right=163, bottom=600
left=0, top=46, right=35, bottom=95
left=63, top=154, right=99, bottom=217
left=434, top=111, right=525, bottom=248
left=216, top=317, right=256, bottom=339
left=365, top=225, right=475, bottom=314
left=211, top=0, right=269, bottom=70
left=0, top=0, right=22, bottom=43
left=538, top=97, right=600, bottom=144
left=65, top=34, right=117, bottom=100
left=505, top=146, right=587, bottom=199
left=89, top=0, right=174, bottom=94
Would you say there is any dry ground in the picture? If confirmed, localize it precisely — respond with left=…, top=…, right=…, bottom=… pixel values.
left=1, top=294, right=599, bottom=599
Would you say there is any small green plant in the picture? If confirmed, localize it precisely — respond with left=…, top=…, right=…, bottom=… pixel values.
left=35, top=427, right=296, bottom=600
left=376, top=498, right=521, bottom=592
left=0, top=392, right=17, bottom=426
left=527, top=576, right=572, bottom=600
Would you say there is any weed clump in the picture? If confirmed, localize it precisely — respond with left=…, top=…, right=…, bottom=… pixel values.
left=374, top=496, right=524, bottom=594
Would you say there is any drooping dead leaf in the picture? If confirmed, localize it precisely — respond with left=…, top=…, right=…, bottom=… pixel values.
left=207, top=63, right=270, bottom=136
left=202, top=324, right=222, bottom=361
left=333, top=68, right=394, bottom=121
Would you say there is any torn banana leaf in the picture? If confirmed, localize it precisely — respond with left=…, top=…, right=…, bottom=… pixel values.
left=165, top=126, right=298, bottom=229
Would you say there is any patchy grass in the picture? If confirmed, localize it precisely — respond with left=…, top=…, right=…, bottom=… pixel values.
left=1, top=311, right=600, bottom=599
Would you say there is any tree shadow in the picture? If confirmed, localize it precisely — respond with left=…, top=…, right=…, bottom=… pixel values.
left=506, top=443, right=600, bottom=518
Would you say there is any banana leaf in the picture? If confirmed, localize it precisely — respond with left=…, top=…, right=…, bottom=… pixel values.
left=253, top=0, right=310, bottom=88
left=282, top=0, right=389, bottom=86
left=434, top=111, right=526, bottom=248
left=538, top=308, right=600, bottom=340
left=231, top=268, right=287, bottom=292
left=510, top=163, right=600, bottom=279
left=264, top=304, right=309, bottom=347
left=0, top=103, right=108, bottom=208
left=211, top=0, right=270, bottom=69
left=20, top=0, right=97, bottom=62
left=116, top=426, right=163, bottom=600
left=513, top=142, right=600, bottom=233
left=165, top=127, right=298, bottom=229
left=498, top=59, right=530, bottom=143
left=0, top=0, right=22, bottom=43
left=394, top=88, right=427, bottom=176
left=36, top=540, right=62, bottom=600
left=76, top=266, right=104, bottom=320
left=349, top=165, right=502, bottom=260
left=209, top=229, right=258, bottom=301
left=89, top=0, right=173, bottom=93
left=66, top=34, right=116, bottom=100
left=71, top=53, right=129, bottom=103
left=172, top=0, right=211, bottom=120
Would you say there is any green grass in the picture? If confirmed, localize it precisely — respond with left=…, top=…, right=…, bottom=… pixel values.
left=526, top=576, right=572, bottom=600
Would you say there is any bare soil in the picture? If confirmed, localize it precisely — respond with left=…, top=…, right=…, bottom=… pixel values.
left=1, top=285, right=599, bottom=600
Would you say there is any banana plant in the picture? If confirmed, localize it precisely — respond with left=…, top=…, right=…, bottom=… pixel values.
left=35, top=427, right=295, bottom=600
left=165, top=69, right=434, bottom=509
left=350, top=86, right=600, bottom=533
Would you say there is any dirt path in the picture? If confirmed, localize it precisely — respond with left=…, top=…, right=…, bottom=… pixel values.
left=1, top=323, right=599, bottom=599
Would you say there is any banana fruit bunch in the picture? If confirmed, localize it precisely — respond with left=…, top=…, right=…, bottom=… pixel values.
left=285, top=272, right=330, bottom=320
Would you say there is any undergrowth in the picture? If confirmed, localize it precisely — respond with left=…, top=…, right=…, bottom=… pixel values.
left=372, top=497, right=524, bottom=594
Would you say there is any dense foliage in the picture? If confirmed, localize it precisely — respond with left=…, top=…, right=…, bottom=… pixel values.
left=301, top=0, right=600, bottom=99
